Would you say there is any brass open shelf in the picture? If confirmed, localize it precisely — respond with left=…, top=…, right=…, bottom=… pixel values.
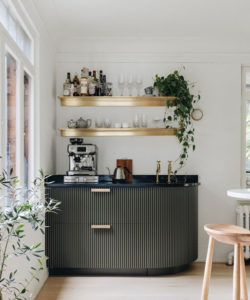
left=60, top=128, right=177, bottom=137
left=58, top=96, right=176, bottom=107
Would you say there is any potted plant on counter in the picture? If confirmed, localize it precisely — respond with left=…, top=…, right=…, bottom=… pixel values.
left=154, top=68, right=200, bottom=173
left=0, top=169, right=60, bottom=300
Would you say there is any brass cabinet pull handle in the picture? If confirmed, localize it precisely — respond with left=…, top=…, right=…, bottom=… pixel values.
left=91, top=225, right=111, bottom=229
left=91, top=188, right=110, bottom=193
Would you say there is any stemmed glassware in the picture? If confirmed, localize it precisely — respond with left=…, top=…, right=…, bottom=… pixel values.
left=141, top=114, right=148, bottom=128
left=135, top=75, right=143, bottom=96
left=118, top=74, right=126, bottom=96
left=133, top=114, right=140, bottom=128
left=127, top=75, right=134, bottom=97
left=118, top=74, right=143, bottom=96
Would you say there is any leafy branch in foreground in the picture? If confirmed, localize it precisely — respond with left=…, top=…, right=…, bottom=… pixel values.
left=0, top=168, right=60, bottom=300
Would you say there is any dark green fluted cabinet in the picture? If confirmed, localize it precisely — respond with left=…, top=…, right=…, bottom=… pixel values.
left=46, top=186, right=198, bottom=275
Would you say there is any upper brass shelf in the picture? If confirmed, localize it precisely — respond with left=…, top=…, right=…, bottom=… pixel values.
left=58, top=96, right=176, bottom=107
left=60, top=127, right=177, bottom=137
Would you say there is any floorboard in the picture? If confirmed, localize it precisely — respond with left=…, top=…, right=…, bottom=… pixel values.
left=36, top=263, right=249, bottom=300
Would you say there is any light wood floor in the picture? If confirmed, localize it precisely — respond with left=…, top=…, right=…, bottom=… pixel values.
left=36, top=263, right=250, bottom=300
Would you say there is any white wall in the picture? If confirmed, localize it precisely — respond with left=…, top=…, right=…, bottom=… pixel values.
left=39, top=38, right=56, bottom=173
left=56, top=37, right=243, bottom=262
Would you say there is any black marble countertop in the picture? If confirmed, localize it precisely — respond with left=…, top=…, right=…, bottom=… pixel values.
left=45, top=175, right=199, bottom=188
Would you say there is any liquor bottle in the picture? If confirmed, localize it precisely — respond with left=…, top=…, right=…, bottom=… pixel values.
left=99, top=70, right=104, bottom=96
left=93, top=70, right=97, bottom=82
left=88, top=71, right=92, bottom=89
left=92, top=70, right=99, bottom=96
left=88, top=71, right=92, bottom=81
left=88, top=71, right=96, bottom=96
left=99, top=70, right=103, bottom=83
left=67, top=72, right=71, bottom=83
left=96, top=81, right=102, bottom=96
left=73, top=73, right=80, bottom=86
left=63, top=72, right=72, bottom=96
left=102, top=75, right=107, bottom=96
left=72, top=73, right=80, bottom=96
left=92, top=70, right=101, bottom=96
left=80, top=67, right=88, bottom=96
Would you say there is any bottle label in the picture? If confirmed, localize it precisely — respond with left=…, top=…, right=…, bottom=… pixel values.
left=89, top=83, right=95, bottom=95
left=63, top=89, right=70, bottom=96
left=81, top=81, right=88, bottom=94
left=70, top=84, right=74, bottom=96
left=63, top=83, right=70, bottom=96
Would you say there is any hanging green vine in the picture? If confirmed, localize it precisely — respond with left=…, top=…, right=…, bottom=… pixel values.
left=154, top=69, right=200, bottom=173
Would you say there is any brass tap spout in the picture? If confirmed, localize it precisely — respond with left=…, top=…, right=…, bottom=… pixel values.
left=156, top=160, right=161, bottom=184
left=168, top=161, right=172, bottom=184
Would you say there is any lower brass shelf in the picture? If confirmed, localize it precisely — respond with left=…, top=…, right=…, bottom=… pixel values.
left=60, top=128, right=177, bottom=137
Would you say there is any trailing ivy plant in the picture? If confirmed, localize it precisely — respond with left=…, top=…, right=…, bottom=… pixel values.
left=154, top=68, right=200, bottom=173
left=0, top=168, right=60, bottom=300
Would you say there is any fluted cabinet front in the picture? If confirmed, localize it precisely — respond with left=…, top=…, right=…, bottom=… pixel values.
left=46, top=186, right=198, bottom=275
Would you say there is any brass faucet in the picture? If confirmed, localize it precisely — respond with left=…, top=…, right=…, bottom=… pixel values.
left=168, top=161, right=172, bottom=184
left=156, top=160, right=161, bottom=184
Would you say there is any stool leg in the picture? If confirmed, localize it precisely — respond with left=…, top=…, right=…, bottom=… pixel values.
left=240, top=245, right=248, bottom=300
left=234, top=243, right=241, bottom=300
left=201, top=236, right=214, bottom=300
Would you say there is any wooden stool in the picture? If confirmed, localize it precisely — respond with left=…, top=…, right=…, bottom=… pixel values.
left=201, top=224, right=250, bottom=300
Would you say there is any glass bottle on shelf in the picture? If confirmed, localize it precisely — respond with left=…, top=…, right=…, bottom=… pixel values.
left=88, top=71, right=96, bottom=96
left=92, top=70, right=101, bottom=96
left=103, top=75, right=107, bottom=96
left=72, top=73, right=80, bottom=96
left=96, top=81, right=102, bottom=96
left=63, top=72, right=72, bottom=96
left=99, top=70, right=104, bottom=96
left=99, top=70, right=103, bottom=83
left=88, top=71, right=92, bottom=83
left=80, top=67, right=88, bottom=96
left=73, top=73, right=80, bottom=86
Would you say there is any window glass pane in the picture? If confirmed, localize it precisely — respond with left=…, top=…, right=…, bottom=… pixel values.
left=246, top=73, right=250, bottom=92
left=16, top=23, right=24, bottom=51
left=24, top=72, right=31, bottom=188
left=7, top=13, right=16, bottom=41
left=0, top=0, right=32, bottom=62
left=247, top=101, right=250, bottom=172
left=5, top=53, right=17, bottom=175
left=0, top=1, right=7, bottom=28
left=23, top=29, right=31, bottom=60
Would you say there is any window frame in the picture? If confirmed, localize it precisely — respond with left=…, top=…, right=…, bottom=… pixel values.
left=241, top=67, right=250, bottom=188
left=0, top=2, right=39, bottom=188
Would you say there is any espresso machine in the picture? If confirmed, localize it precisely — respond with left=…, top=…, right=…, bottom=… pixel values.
left=64, top=138, right=98, bottom=183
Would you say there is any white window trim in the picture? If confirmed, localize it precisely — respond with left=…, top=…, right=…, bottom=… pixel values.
left=0, top=4, right=40, bottom=187
left=241, top=67, right=250, bottom=188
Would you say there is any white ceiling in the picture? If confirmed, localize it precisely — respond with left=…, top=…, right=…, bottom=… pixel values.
left=33, top=0, right=250, bottom=42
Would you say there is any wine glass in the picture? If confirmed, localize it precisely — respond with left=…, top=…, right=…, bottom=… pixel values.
left=141, top=114, right=148, bottom=128
left=133, top=114, right=140, bottom=128
left=118, top=74, right=125, bottom=96
left=104, top=118, right=111, bottom=128
left=135, top=75, right=143, bottom=96
left=95, top=118, right=103, bottom=128
left=127, top=75, right=134, bottom=96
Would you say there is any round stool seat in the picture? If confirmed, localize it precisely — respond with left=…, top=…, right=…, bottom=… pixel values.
left=205, top=224, right=250, bottom=245
left=202, top=224, right=250, bottom=300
